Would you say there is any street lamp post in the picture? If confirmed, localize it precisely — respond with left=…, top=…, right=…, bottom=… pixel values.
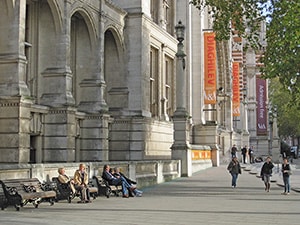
left=241, top=86, right=250, bottom=151
left=242, top=86, right=248, bottom=132
left=269, top=111, right=274, bottom=156
left=174, top=20, right=187, bottom=114
left=171, top=20, right=192, bottom=177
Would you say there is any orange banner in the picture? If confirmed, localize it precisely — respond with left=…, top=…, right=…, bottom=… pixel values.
left=192, top=150, right=211, bottom=160
left=204, top=32, right=217, bottom=104
left=232, top=62, right=240, bottom=116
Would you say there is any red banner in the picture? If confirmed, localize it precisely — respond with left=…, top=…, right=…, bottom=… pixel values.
left=256, top=78, right=267, bottom=135
left=204, top=32, right=216, bottom=104
left=232, top=62, right=240, bottom=116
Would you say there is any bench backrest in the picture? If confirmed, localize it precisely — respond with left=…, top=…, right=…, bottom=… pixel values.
left=51, top=177, right=70, bottom=190
left=52, top=177, right=61, bottom=184
left=0, top=178, right=43, bottom=193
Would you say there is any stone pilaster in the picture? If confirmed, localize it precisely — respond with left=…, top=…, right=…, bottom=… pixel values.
left=0, top=0, right=30, bottom=98
left=40, top=8, right=74, bottom=107
left=0, top=98, right=31, bottom=163
left=77, top=14, right=108, bottom=113
left=40, top=67, right=75, bottom=107
left=0, top=2, right=33, bottom=163
left=79, top=113, right=111, bottom=161
left=43, top=108, right=77, bottom=162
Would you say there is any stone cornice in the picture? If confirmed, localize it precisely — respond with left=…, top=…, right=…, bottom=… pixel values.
left=0, top=102, right=20, bottom=107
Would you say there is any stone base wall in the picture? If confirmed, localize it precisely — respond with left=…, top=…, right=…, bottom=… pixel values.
left=0, top=160, right=181, bottom=189
left=0, top=98, right=32, bottom=163
left=250, top=136, right=269, bottom=156
left=192, top=124, right=218, bottom=148
left=192, top=160, right=213, bottom=173
left=109, top=118, right=173, bottom=161
left=0, top=99, right=111, bottom=163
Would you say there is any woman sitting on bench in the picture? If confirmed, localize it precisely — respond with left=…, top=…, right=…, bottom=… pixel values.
left=57, top=167, right=76, bottom=195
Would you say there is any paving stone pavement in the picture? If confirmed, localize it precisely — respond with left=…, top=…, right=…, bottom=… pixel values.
left=1, top=161, right=300, bottom=225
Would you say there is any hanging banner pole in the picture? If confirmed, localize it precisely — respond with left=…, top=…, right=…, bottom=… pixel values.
left=232, top=62, right=240, bottom=117
left=204, top=32, right=217, bottom=105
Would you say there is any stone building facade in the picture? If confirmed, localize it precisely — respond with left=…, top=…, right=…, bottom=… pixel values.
left=0, top=0, right=277, bottom=166
left=0, top=0, right=180, bottom=164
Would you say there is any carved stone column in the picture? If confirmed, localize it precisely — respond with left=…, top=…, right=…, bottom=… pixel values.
left=0, top=2, right=31, bottom=163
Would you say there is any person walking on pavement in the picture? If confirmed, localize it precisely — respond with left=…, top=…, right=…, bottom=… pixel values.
left=231, top=144, right=238, bottom=158
left=260, top=156, right=274, bottom=192
left=248, top=146, right=254, bottom=164
left=227, top=157, right=241, bottom=188
left=241, top=145, right=247, bottom=164
left=281, top=158, right=291, bottom=195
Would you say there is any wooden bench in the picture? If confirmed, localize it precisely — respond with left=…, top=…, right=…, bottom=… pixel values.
left=0, top=178, right=56, bottom=211
left=52, top=177, right=98, bottom=203
left=92, top=176, right=122, bottom=198
left=51, top=177, right=73, bottom=203
left=88, top=180, right=99, bottom=199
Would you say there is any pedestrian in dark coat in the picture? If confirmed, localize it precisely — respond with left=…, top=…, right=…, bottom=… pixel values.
left=248, top=146, right=254, bottom=164
left=231, top=144, right=238, bottom=158
left=241, top=145, right=247, bottom=164
left=227, top=157, right=241, bottom=188
left=260, top=156, right=274, bottom=192
left=281, top=158, right=291, bottom=195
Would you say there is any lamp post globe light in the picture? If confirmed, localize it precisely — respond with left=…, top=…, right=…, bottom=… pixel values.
left=242, top=86, right=247, bottom=100
left=175, top=20, right=185, bottom=43
left=175, top=20, right=186, bottom=68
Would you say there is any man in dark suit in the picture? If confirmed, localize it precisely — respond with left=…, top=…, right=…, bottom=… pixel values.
left=241, top=145, right=247, bottom=164
left=102, top=164, right=136, bottom=198
left=113, top=167, right=142, bottom=197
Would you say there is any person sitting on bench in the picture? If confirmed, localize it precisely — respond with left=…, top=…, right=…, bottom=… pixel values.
left=73, top=164, right=91, bottom=203
left=113, top=167, right=142, bottom=197
left=57, top=167, right=76, bottom=195
left=102, top=164, right=138, bottom=198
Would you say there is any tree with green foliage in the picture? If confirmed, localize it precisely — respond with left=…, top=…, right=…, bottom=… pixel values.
left=269, top=78, right=300, bottom=139
left=190, top=0, right=300, bottom=106
left=261, top=1, right=300, bottom=106
left=190, top=0, right=266, bottom=46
